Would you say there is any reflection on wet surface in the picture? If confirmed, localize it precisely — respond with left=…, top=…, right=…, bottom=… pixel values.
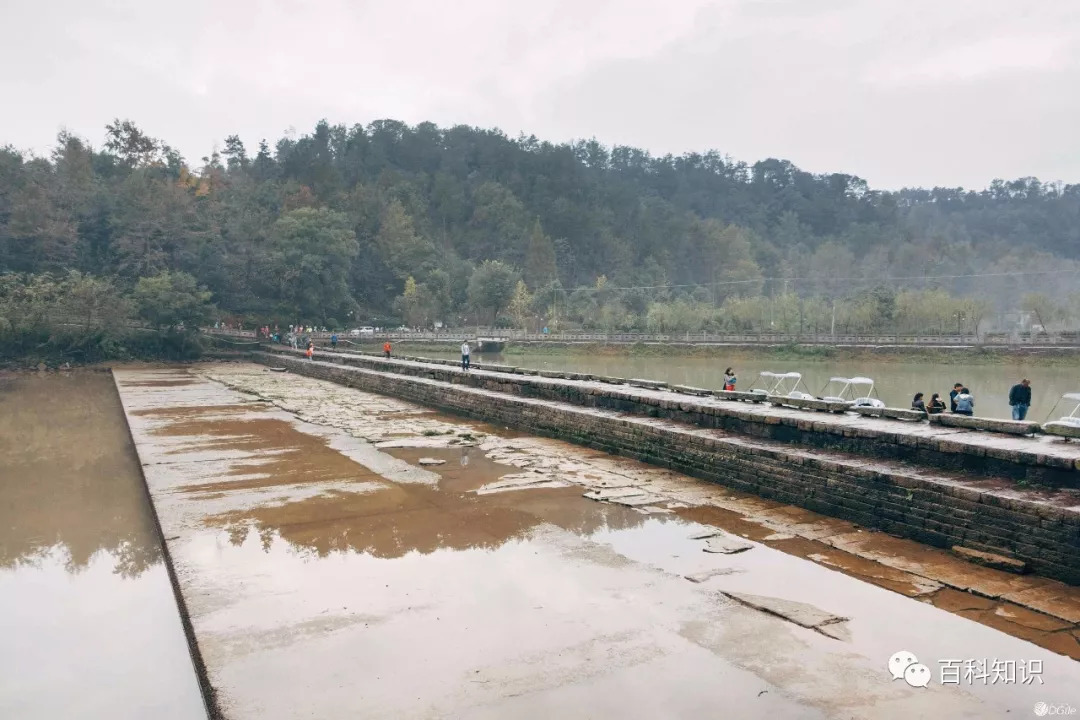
left=174, top=413, right=651, bottom=560
left=157, top=417, right=384, bottom=493
left=115, top=365, right=1080, bottom=719
left=0, top=372, right=206, bottom=720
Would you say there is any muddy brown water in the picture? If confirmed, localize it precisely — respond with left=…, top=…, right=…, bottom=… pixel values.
left=154, top=413, right=652, bottom=561
left=427, top=351, right=1077, bottom=420
left=0, top=372, right=206, bottom=719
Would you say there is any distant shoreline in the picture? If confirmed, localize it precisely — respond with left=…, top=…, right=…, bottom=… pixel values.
left=357, top=340, right=1080, bottom=365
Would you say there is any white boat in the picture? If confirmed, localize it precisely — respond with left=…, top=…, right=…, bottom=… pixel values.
left=1043, top=393, right=1080, bottom=435
left=751, top=371, right=814, bottom=400
left=821, top=376, right=886, bottom=408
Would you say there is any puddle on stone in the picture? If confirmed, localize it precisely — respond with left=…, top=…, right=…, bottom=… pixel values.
left=153, top=417, right=386, bottom=494
left=384, top=446, right=517, bottom=493
left=140, top=398, right=646, bottom=560
left=209, top=478, right=650, bottom=561
left=0, top=373, right=206, bottom=720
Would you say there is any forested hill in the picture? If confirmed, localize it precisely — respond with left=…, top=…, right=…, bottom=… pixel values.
left=1, top=119, right=1079, bottom=332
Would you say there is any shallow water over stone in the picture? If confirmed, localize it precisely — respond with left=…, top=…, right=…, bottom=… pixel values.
left=113, top=365, right=1080, bottom=718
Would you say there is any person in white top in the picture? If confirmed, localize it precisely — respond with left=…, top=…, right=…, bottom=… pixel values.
left=460, top=341, right=471, bottom=371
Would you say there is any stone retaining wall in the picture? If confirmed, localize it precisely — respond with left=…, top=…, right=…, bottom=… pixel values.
left=254, top=352, right=1080, bottom=586
left=264, top=345, right=1080, bottom=489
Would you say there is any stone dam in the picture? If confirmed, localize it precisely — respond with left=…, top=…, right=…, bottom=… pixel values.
left=92, top=357, right=1080, bottom=719
left=255, top=345, right=1080, bottom=586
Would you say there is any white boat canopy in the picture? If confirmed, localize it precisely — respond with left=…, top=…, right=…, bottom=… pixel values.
left=1041, top=392, right=1080, bottom=427
left=753, top=371, right=810, bottom=397
left=821, top=375, right=884, bottom=407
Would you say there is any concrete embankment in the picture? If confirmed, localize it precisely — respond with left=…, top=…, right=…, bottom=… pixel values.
left=255, top=348, right=1080, bottom=586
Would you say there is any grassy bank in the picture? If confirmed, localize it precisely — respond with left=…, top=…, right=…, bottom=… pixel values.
left=366, top=340, right=1080, bottom=366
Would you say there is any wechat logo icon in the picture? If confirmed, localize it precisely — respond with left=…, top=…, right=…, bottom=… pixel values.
left=888, top=650, right=931, bottom=688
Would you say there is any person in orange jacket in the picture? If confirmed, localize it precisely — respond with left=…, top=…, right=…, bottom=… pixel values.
left=306, top=341, right=314, bottom=360
left=383, top=341, right=392, bottom=358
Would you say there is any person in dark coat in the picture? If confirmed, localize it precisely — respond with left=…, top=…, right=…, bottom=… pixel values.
left=911, top=392, right=926, bottom=412
left=927, top=393, right=946, bottom=414
left=949, top=383, right=963, bottom=412
left=1008, top=379, right=1032, bottom=421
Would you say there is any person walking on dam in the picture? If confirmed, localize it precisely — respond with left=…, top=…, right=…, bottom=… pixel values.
left=723, top=368, right=736, bottom=391
left=954, top=387, right=975, bottom=416
left=1009, top=379, right=1032, bottom=421
left=383, top=341, right=392, bottom=358
left=461, top=340, right=471, bottom=371
left=305, top=341, right=314, bottom=360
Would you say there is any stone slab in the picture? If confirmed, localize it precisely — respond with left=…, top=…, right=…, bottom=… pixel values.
left=673, top=384, right=712, bottom=396
left=683, top=568, right=742, bottom=583
left=419, top=457, right=447, bottom=466
left=882, top=407, right=929, bottom=422
left=952, top=546, right=1028, bottom=574
left=703, top=535, right=754, bottom=554
left=1044, top=422, right=1080, bottom=439
left=713, top=390, right=767, bottom=403
left=768, top=397, right=851, bottom=413
left=721, top=592, right=849, bottom=630
left=930, top=413, right=1039, bottom=436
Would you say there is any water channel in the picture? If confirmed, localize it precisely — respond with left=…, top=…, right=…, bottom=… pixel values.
left=0, top=372, right=206, bottom=719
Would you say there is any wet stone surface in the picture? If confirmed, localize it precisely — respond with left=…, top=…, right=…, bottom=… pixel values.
left=114, top=364, right=1080, bottom=719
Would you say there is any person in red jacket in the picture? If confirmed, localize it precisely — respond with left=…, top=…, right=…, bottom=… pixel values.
left=383, top=341, right=392, bottom=358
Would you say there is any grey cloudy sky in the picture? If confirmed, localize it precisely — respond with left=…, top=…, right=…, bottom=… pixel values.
left=2, top=0, right=1078, bottom=189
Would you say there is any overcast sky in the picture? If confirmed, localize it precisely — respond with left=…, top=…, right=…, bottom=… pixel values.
left=2, top=0, right=1078, bottom=189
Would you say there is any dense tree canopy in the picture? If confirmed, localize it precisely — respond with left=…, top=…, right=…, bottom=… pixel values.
left=1, top=118, right=1078, bottom=334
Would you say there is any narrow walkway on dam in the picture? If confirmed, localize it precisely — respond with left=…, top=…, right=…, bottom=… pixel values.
left=115, top=364, right=1079, bottom=719
left=267, top=344, right=1080, bottom=468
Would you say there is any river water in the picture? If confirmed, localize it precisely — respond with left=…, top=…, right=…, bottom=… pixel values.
left=0, top=372, right=206, bottom=719
left=431, top=351, right=1077, bottom=422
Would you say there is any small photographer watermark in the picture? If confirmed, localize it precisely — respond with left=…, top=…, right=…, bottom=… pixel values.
left=1033, top=702, right=1077, bottom=717
left=888, top=651, right=1045, bottom=688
